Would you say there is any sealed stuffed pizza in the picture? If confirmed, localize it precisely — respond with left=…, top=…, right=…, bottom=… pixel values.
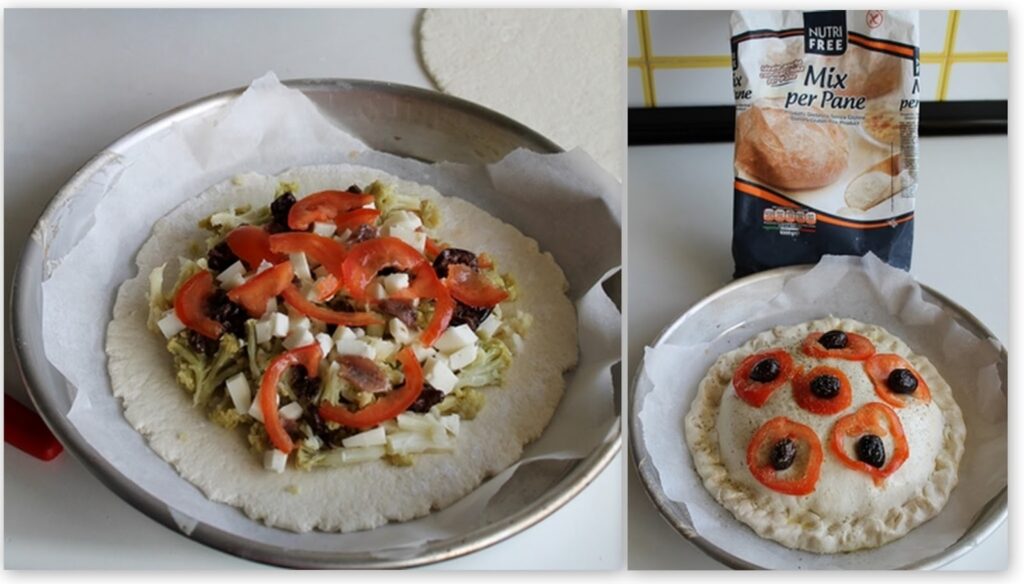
left=106, top=164, right=578, bottom=532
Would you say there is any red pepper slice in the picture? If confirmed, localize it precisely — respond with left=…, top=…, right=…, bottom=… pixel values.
left=391, top=263, right=454, bottom=346
left=227, top=261, right=294, bottom=317
left=424, top=237, right=446, bottom=261
left=260, top=343, right=322, bottom=454
left=732, top=350, right=795, bottom=407
left=801, top=331, right=876, bottom=361
left=225, top=225, right=285, bottom=269
left=746, top=417, right=823, bottom=496
left=864, top=354, right=932, bottom=408
left=280, top=285, right=383, bottom=327
left=342, top=237, right=427, bottom=302
left=288, top=190, right=374, bottom=231
left=444, top=264, right=509, bottom=308
left=830, top=402, right=909, bottom=485
left=318, top=347, right=424, bottom=430
left=268, top=232, right=347, bottom=278
left=791, top=365, right=853, bottom=415
left=174, top=270, right=223, bottom=339
left=335, top=208, right=381, bottom=232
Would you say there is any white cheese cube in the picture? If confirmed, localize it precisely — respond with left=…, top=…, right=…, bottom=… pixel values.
left=312, top=222, right=337, bottom=237
left=424, top=357, right=458, bottom=394
left=332, top=445, right=386, bottom=464
left=435, top=325, right=477, bottom=354
left=332, top=326, right=357, bottom=344
left=256, top=260, right=274, bottom=274
left=383, top=210, right=422, bottom=231
left=270, top=313, right=290, bottom=338
left=315, top=332, right=334, bottom=356
left=382, top=273, right=410, bottom=294
left=278, top=402, right=303, bottom=421
left=263, top=449, right=288, bottom=473
left=216, top=261, right=246, bottom=284
left=389, top=318, right=415, bottom=345
left=336, top=229, right=352, bottom=243
left=410, top=343, right=436, bottom=363
left=157, top=310, right=186, bottom=339
left=288, top=314, right=311, bottom=333
left=370, top=280, right=387, bottom=301
left=510, top=332, right=525, bottom=354
left=335, top=338, right=375, bottom=359
left=367, top=338, right=398, bottom=362
left=447, top=344, right=478, bottom=371
left=386, top=225, right=427, bottom=253
left=289, top=252, right=312, bottom=282
left=254, top=320, right=272, bottom=344
left=354, top=327, right=366, bottom=338
left=283, top=328, right=315, bottom=351
left=225, top=373, right=252, bottom=414
left=220, top=272, right=247, bottom=290
left=476, top=313, right=502, bottom=339
left=396, top=412, right=441, bottom=433
left=341, top=426, right=387, bottom=448
left=263, top=297, right=278, bottom=316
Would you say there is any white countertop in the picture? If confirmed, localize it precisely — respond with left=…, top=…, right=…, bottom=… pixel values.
left=3, top=8, right=622, bottom=570
left=627, top=136, right=1008, bottom=570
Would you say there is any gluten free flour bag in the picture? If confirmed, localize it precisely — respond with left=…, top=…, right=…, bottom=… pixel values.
left=730, top=10, right=919, bottom=277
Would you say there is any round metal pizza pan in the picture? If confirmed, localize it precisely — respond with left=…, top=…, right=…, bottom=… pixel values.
left=629, top=264, right=1007, bottom=570
left=10, top=79, right=620, bottom=568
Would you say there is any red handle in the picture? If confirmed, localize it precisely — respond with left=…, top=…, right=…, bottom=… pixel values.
left=5, top=394, right=63, bottom=461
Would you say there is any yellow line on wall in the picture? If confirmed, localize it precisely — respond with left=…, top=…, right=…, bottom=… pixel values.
left=953, top=51, right=1008, bottom=63
left=937, top=10, right=961, bottom=101
left=636, top=11, right=657, bottom=107
left=648, top=55, right=732, bottom=69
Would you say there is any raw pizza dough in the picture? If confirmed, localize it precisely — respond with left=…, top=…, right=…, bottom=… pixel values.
left=684, top=317, right=965, bottom=553
left=419, top=9, right=624, bottom=179
left=106, top=164, right=578, bottom=532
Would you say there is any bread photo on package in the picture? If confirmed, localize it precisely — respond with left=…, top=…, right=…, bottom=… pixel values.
left=730, top=10, right=920, bottom=277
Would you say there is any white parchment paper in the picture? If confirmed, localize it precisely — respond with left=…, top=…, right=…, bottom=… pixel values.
left=637, top=254, right=1006, bottom=569
left=37, top=73, right=621, bottom=558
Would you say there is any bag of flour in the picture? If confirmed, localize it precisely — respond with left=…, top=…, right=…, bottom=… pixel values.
left=730, top=10, right=919, bottom=277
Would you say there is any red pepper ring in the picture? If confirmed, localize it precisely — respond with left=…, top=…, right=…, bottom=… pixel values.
left=334, top=208, right=381, bottom=232
left=342, top=237, right=427, bottom=303
left=830, top=402, right=909, bottom=486
left=174, top=270, right=223, bottom=339
left=287, top=190, right=374, bottom=231
left=802, top=331, right=876, bottom=361
left=280, top=285, right=383, bottom=327
left=260, top=343, right=323, bottom=454
left=864, top=353, right=932, bottom=408
left=791, top=365, right=853, bottom=415
left=319, top=347, right=424, bottom=430
left=443, top=263, right=509, bottom=308
left=746, top=417, right=823, bottom=496
left=732, top=350, right=795, bottom=407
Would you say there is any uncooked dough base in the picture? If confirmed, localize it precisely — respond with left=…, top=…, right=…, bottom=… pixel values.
left=684, top=317, right=965, bottom=553
left=419, top=9, right=624, bottom=179
left=106, top=164, right=578, bottom=533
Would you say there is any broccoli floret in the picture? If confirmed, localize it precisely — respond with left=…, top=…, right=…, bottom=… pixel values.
left=244, top=319, right=261, bottom=380
left=492, top=272, right=519, bottom=302
left=295, top=441, right=328, bottom=471
left=209, top=407, right=248, bottom=430
left=370, top=181, right=420, bottom=216
left=276, top=181, right=300, bottom=197
left=146, top=263, right=170, bottom=334
left=320, top=363, right=345, bottom=406
left=248, top=424, right=269, bottom=456
left=436, top=388, right=486, bottom=420
left=384, top=453, right=415, bottom=467
left=455, top=338, right=512, bottom=390
left=198, top=203, right=271, bottom=237
left=166, top=333, right=246, bottom=407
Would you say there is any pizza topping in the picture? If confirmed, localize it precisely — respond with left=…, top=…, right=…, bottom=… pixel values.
left=802, top=331, right=876, bottom=361
left=378, top=298, right=418, bottom=328
left=206, top=241, right=240, bottom=272
left=864, top=354, right=932, bottom=408
left=444, top=264, right=509, bottom=308
left=747, top=417, right=823, bottom=495
left=225, top=225, right=286, bottom=269
left=450, top=302, right=492, bottom=331
left=319, top=347, right=424, bottom=429
left=226, top=261, right=294, bottom=317
left=337, top=355, right=390, bottom=394
left=733, top=349, right=794, bottom=407
left=287, top=189, right=374, bottom=231
left=433, top=248, right=478, bottom=278
left=174, top=271, right=223, bottom=339
left=260, top=343, right=323, bottom=454
left=792, top=366, right=852, bottom=415
left=830, top=402, right=909, bottom=485
left=809, top=374, right=841, bottom=399
left=748, top=357, right=781, bottom=382
left=270, top=191, right=296, bottom=226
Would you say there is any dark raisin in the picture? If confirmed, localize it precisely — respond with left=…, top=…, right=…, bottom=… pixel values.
left=818, top=330, right=848, bottom=349
left=266, top=221, right=290, bottom=234
left=187, top=330, right=219, bottom=356
left=887, top=369, right=919, bottom=394
left=809, top=374, right=841, bottom=399
left=270, top=192, right=296, bottom=226
left=407, top=385, right=445, bottom=413
left=349, top=224, right=378, bottom=243
left=206, top=241, right=239, bottom=272
left=432, top=248, right=478, bottom=278
left=770, top=438, right=797, bottom=471
left=856, top=434, right=886, bottom=468
left=291, top=366, right=321, bottom=402
left=379, top=299, right=418, bottom=328
left=207, top=289, right=248, bottom=337
left=749, top=358, right=781, bottom=382
left=450, top=302, right=492, bottom=331
left=347, top=184, right=362, bottom=194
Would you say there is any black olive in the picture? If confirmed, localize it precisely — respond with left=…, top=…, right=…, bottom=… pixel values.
left=187, top=330, right=219, bottom=357
left=270, top=192, right=296, bottom=226
left=407, top=385, right=445, bottom=413
left=887, top=369, right=919, bottom=394
left=432, top=248, right=478, bottom=278
left=818, top=330, right=849, bottom=349
left=856, top=434, right=886, bottom=468
left=450, top=302, right=492, bottom=331
left=207, top=289, right=248, bottom=337
left=810, top=374, right=841, bottom=399
left=346, top=184, right=362, bottom=194
left=749, top=358, right=781, bottom=382
left=770, top=438, right=797, bottom=471
left=206, top=241, right=239, bottom=273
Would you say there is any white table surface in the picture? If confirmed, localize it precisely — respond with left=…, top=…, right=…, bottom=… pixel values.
left=627, top=137, right=1009, bottom=570
left=3, top=8, right=622, bottom=570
